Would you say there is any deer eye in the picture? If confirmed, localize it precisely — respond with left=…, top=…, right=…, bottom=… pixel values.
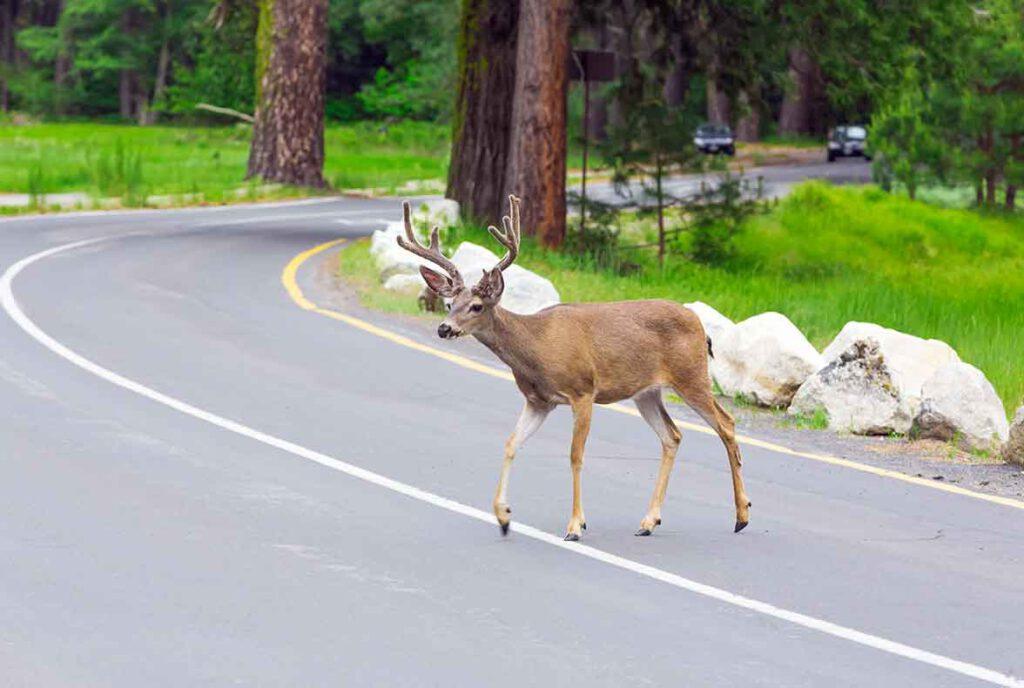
left=469, top=303, right=483, bottom=313
left=445, top=302, right=452, bottom=312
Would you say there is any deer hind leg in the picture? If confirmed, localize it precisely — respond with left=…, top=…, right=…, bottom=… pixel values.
left=633, top=388, right=682, bottom=536
left=673, top=380, right=751, bottom=533
left=564, top=397, right=593, bottom=542
left=494, top=401, right=553, bottom=535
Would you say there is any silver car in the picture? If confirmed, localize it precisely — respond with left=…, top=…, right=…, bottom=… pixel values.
left=827, top=125, right=871, bottom=162
left=694, top=124, right=736, bottom=156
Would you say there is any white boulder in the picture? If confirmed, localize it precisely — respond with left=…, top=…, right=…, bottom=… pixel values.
left=822, top=322, right=959, bottom=415
left=370, top=221, right=434, bottom=281
left=382, top=273, right=425, bottom=293
left=369, top=220, right=403, bottom=257
left=1001, top=406, right=1024, bottom=466
left=451, top=242, right=501, bottom=285
left=790, top=339, right=913, bottom=435
left=912, top=362, right=1009, bottom=451
left=420, top=198, right=460, bottom=227
left=684, top=301, right=734, bottom=381
left=684, top=301, right=734, bottom=344
left=451, top=241, right=560, bottom=315
left=714, top=312, right=823, bottom=407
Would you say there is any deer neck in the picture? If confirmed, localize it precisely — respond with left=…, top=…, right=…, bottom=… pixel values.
left=472, top=306, right=540, bottom=374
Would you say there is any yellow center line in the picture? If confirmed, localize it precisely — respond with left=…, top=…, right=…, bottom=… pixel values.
left=282, top=237, right=1024, bottom=513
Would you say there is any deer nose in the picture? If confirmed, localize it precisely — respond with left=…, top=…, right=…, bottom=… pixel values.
left=437, top=323, right=453, bottom=339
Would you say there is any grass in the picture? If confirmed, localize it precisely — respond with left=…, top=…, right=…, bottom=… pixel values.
left=758, top=134, right=824, bottom=149
left=0, top=120, right=450, bottom=205
left=336, top=237, right=428, bottom=317
left=344, top=182, right=1024, bottom=413
left=782, top=407, right=830, bottom=430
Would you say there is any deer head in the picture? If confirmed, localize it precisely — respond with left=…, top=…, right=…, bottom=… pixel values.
left=399, top=195, right=521, bottom=339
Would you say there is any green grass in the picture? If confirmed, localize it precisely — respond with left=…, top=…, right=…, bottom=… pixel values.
left=782, top=407, right=830, bottom=430
left=0, top=120, right=450, bottom=203
left=433, top=183, right=1023, bottom=413
left=336, top=237, right=428, bottom=317
left=758, top=134, right=824, bottom=149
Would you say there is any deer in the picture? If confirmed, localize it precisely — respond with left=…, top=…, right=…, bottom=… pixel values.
left=397, top=195, right=751, bottom=541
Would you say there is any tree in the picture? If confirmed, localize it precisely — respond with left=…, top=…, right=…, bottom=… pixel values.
left=357, top=0, right=459, bottom=120
left=246, top=0, right=328, bottom=187
left=164, top=0, right=257, bottom=117
left=870, top=0, right=1021, bottom=209
left=776, top=46, right=824, bottom=136
left=446, top=0, right=518, bottom=225
left=870, top=70, right=938, bottom=200
left=503, top=0, right=571, bottom=248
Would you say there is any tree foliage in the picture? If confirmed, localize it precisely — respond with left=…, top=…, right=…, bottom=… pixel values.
left=869, top=0, right=1024, bottom=209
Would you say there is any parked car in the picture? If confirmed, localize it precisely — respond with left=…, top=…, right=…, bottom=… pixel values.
left=694, top=124, right=735, bottom=156
left=827, top=125, right=871, bottom=162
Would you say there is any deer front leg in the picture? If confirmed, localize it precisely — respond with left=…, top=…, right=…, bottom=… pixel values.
left=633, top=388, right=682, bottom=536
left=494, top=401, right=553, bottom=535
left=564, top=397, right=593, bottom=542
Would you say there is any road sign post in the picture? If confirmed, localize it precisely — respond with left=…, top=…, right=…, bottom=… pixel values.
left=569, top=50, right=615, bottom=250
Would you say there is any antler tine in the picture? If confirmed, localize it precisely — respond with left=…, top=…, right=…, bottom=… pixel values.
left=396, top=201, right=463, bottom=286
left=490, top=194, right=521, bottom=272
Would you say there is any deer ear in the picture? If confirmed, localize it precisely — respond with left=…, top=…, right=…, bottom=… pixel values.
left=475, top=267, right=505, bottom=304
left=420, top=266, right=456, bottom=297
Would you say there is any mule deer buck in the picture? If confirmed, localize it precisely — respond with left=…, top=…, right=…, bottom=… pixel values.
left=398, top=196, right=751, bottom=541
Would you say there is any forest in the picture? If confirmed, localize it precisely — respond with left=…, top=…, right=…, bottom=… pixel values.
left=3, top=0, right=1020, bottom=226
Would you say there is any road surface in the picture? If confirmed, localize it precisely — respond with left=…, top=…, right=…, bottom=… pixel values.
left=576, top=157, right=873, bottom=205
left=0, top=196, right=1021, bottom=687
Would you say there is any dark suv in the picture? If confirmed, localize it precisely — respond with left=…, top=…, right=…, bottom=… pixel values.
left=694, top=124, right=735, bottom=156
left=827, top=125, right=871, bottom=162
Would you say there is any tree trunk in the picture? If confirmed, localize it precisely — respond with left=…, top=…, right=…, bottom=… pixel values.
left=663, top=29, right=689, bottom=108
left=778, top=47, right=822, bottom=136
left=504, top=0, right=571, bottom=248
left=446, top=0, right=519, bottom=225
left=247, top=0, right=328, bottom=187
left=1008, top=134, right=1021, bottom=210
left=705, top=78, right=730, bottom=125
left=140, top=38, right=170, bottom=125
left=607, top=0, right=641, bottom=132
left=655, top=154, right=664, bottom=266
left=0, top=0, right=16, bottom=112
left=985, top=171, right=997, bottom=206
left=735, top=89, right=760, bottom=141
left=119, top=70, right=136, bottom=119
left=584, top=24, right=609, bottom=140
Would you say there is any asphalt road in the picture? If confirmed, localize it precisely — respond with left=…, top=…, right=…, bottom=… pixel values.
left=1, top=194, right=1022, bottom=688
left=576, top=156, right=873, bottom=205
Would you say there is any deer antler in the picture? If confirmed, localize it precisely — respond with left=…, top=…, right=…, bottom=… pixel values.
left=396, top=201, right=464, bottom=288
left=488, top=195, right=521, bottom=272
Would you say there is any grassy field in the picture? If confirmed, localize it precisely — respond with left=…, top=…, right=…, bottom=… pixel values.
left=0, top=120, right=450, bottom=205
left=341, top=183, right=1024, bottom=413
left=0, top=121, right=815, bottom=211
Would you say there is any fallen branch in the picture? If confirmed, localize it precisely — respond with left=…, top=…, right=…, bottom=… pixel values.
left=195, top=102, right=254, bottom=123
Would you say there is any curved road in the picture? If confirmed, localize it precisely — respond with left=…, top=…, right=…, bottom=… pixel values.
left=0, top=197, right=1021, bottom=687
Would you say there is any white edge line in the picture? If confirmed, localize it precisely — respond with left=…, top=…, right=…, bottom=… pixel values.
left=2, top=235, right=1021, bottom=688
left=0, top=195, right=344, bottom=225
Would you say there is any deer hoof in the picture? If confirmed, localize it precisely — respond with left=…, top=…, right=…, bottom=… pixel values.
left=563, top=532, right=580, bottom=542
left=500, top=521, right=510, bottom=536
left=734, top=520, right=748, bottom=533
left=655, top=518, right=661, bottom=525
left=634, top=528, right=652, bottom=537
left=581, top=522, right=587, bottom=531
